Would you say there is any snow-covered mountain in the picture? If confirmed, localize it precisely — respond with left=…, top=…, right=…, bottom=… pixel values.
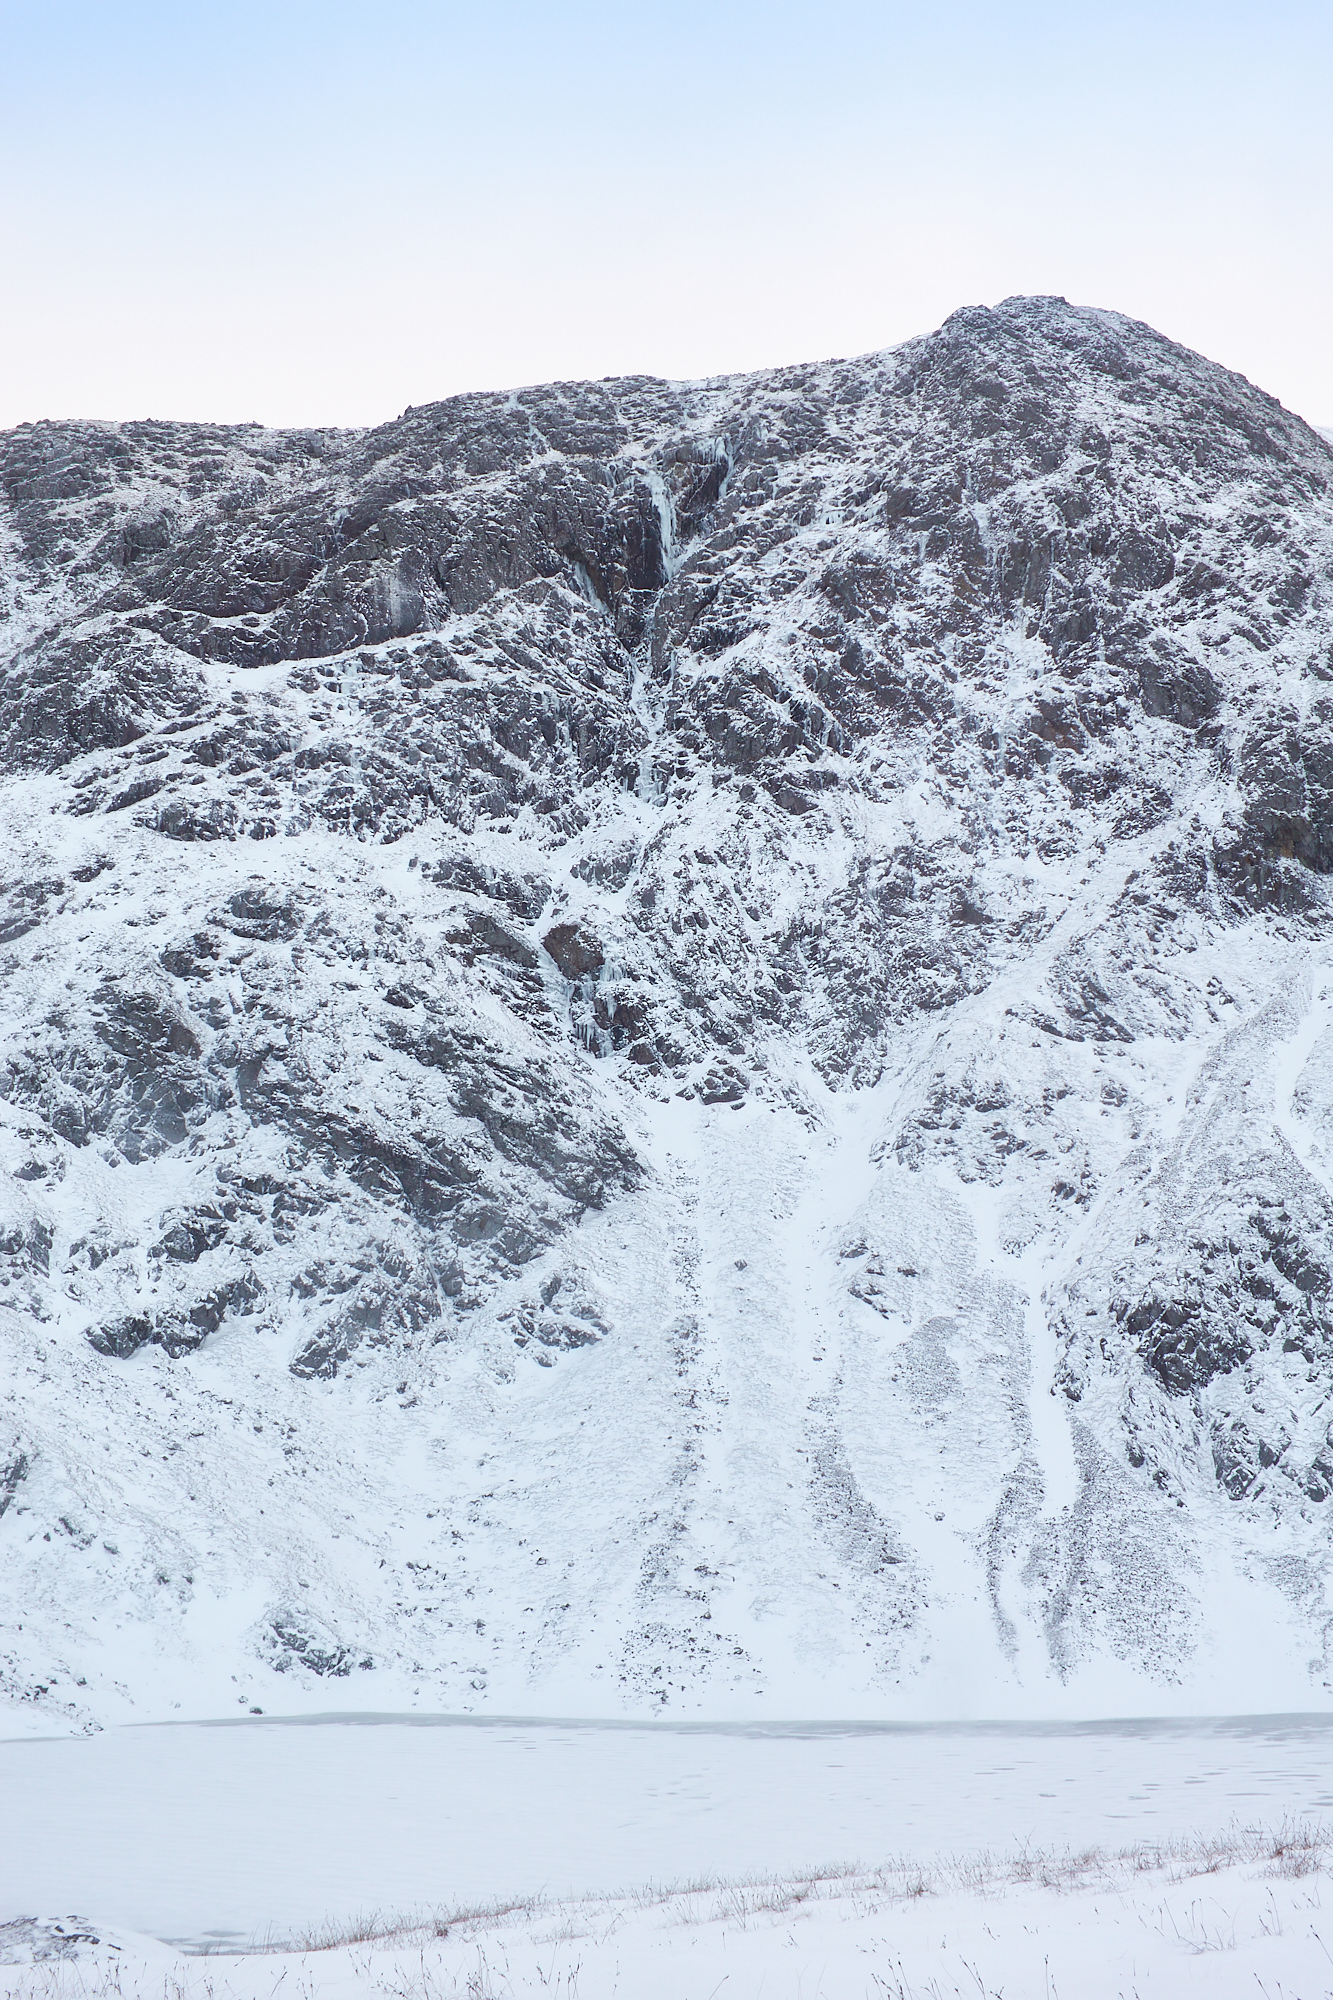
left=3, top=296, right=1333, bottom=1731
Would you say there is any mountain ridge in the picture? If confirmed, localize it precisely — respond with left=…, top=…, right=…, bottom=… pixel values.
left=3, top=296, right=1333, bottom=1730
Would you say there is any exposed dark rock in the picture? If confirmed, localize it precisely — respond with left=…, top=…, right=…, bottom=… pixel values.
left=0, top=1451, right=29, bottom=1518
left=543, top=922, right=605, bottom=981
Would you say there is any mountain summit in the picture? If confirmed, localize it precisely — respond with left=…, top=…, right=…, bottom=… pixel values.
left=3, top=298, right=1333, bottom=1725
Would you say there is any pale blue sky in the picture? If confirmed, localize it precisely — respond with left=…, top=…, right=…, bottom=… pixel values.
left=1, top=0, right=1329, bottom=427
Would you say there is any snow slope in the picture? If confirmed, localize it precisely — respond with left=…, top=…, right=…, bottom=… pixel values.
left=3, top=297, right=1333, bottom=1728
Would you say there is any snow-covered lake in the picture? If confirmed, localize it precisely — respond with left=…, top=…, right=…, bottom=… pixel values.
left=4, top=1712, right=1332, bottom=1949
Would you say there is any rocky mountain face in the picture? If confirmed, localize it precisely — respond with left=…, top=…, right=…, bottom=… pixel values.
left=3, top=296, right=1333, bottom=1729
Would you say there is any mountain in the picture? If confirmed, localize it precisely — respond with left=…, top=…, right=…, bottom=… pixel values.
left=2, top=297, right=1333, bottom=1731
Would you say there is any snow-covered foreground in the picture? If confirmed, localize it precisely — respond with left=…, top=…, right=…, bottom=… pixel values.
left=6, top=1828, right=1333, bottom=2000
left=4, top=1714, right=1333, bottom=1953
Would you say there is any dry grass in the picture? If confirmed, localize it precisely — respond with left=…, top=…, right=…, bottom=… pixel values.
left=4, top=1819, right=1329, bottom=2000
left=291, top=1900, right=547, bottom=1955
left=239, top=1817, right=1333, bottom=1957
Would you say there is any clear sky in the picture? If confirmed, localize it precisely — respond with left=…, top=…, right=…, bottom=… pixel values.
left=1, top=0, right=1330, bottom=430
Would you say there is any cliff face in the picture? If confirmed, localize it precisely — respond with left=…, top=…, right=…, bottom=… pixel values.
left=3, top=296, right=1333, bottom=1727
